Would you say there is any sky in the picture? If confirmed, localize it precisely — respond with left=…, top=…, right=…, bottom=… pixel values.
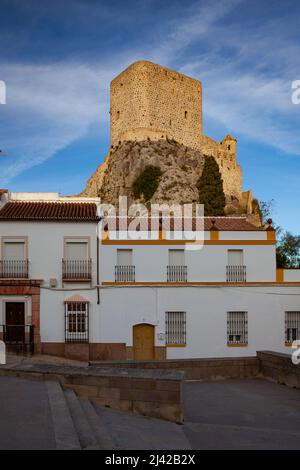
left=0, top=0, right=299, bottom=232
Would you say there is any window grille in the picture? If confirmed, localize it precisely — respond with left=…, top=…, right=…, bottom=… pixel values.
left=165, top=311, right=186, bottom=345
left=285, top=311, right=300, bottom=343
left=227, top=311, right=248, bottom=345
left=65, top=302, right=89, bottom=343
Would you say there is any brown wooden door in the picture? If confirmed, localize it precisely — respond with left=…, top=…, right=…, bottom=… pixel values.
left=133, top=324, right=155, bottom=360
left=5, top=302, right=25, bottom=343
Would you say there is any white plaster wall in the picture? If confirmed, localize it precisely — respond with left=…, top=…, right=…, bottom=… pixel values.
left=97, top=285, right=300, bottom=358
left=284, top=269, right=300, bottom=281
left=40, top=288, right=98, bottom=343
left=99, top=244, right=276, bottom=282
left=0, top=221, right=98, bottom=285
left=219, top=231, right=266, bottom=240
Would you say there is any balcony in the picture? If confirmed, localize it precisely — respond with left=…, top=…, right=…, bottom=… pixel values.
left=115, top=265, right=135, bottom=282
left=226, top=265, right=246, bottom=282
left=0, top=324, right=34, bottom=354
left=167, top=265, right=187, bottom=282
left=0, top=260, right=29, bottom=279
left=62, top=259, right=92, bottom=281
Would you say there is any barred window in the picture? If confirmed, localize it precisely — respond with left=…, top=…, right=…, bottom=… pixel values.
left=227, top=311, right=248, bottom=345
left=285, top=311, right=300, bottom=343
left=165, top=311, right=186, bottom=346
left=65, top=302, right=89, bottom=343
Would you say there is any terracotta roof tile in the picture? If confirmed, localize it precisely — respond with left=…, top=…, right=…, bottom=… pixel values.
left=0, top=201, right=99, bottom=221
left=103, top=217, right=263, bottom=231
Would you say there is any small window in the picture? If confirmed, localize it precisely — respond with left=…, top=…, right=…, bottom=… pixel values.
left=185, top=111, right=188, bottom=119
left=227, top=311, right=248, bottom=345
left=285, top=311, right=300, bottom=344
left=117, top=110, right=120, bottom=119
left=166, top=311, right=186, bottom=346
left=2, top=241, right=25, bottom=260
left=65, top=302, right=89, bottom=343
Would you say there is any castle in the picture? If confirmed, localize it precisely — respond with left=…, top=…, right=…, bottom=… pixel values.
left=110, top=60, right=242, bottom=202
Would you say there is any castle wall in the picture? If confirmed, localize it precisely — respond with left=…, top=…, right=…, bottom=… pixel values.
left=110, top=61, right=202, bottom=149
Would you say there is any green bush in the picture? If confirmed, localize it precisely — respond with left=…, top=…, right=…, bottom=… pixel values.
left=132, top=165, right=163, bottom=201
left=197, top=156, right=226, bottom=216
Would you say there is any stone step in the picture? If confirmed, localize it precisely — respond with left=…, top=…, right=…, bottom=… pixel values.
left=78, top=396, right=116, bottom=450
left=64, top=389, right=99, bottom=449
left=46, top=381, right=81, bottom=450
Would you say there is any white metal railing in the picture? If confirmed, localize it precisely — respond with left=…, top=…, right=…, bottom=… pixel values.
left=226, top=265, right=246, bottom=282
left=167, top=265, right=187, bottom=282
left=0, top=260, right=29, bottom=278
left=115, top=265, right=135, bottom=282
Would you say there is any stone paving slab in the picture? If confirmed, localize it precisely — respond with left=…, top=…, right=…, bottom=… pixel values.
left=183, top=378, right=300, bottom=450
left=0, top=376, right=56, bottom=450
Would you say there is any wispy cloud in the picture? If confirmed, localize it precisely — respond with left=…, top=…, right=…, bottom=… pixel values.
left=0, top=0, right=299, bottom=186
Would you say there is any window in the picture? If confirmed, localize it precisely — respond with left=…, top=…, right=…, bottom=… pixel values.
left=1, top=239, right=28, bottom=278
left=117, top=249, right=132, bottom=266
left=227, top=311, right=248, bottom=345
left=185, top=111, right=188, bottom=118
left=167, top=250, right=187, bottom=282
left=65, top=241, right=88, bottom=260
left=63, top=239, right=91, bottom=280
left=228, top=249, right=243, bottom=265
left=227, top=250, right=246, bottom=282
left=165, top=311, right=186, bottom=346
left=115, top=249, right=135, bottom=282
left=65, top=302, right=89, bottom=343
left=169, top=249, right=185, bottom=266
left=285, top=311, right=300, bottom=344
left=3, top=241, right=25, bottom=260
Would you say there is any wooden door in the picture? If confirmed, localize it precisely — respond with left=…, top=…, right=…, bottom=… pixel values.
left=5, top=302, right=25, bottom=343
left=133, top=324, right=154, bottom=360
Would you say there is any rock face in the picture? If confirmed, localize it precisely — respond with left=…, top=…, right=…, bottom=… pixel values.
left=81, top=139, right=206, bottom=206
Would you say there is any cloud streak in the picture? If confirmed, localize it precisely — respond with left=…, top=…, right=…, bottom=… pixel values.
left=0, top=0, right=299, bottom=187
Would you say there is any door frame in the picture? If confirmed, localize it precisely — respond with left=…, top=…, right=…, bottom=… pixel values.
left=5, top=301, right=26, bottom=344
left=133, top=323, right=155, bottom=361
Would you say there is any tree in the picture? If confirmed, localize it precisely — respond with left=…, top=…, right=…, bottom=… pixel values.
left=260, top=199, right=300, bottom=268
left=197, top=155, right=226, bottom=216
left=132, top=165, right=163, bottom=201
left=276, top=232, right=300, bottom=268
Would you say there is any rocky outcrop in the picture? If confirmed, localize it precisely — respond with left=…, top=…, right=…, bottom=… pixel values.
left=81, top=139, right=205, bottom=206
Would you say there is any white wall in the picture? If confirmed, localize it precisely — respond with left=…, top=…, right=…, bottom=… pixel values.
left=284, top=269, right=300, bottom=282
left=0, top=221, right=98, bottom=286
left=100, top=243, right=276, bottom=282
left=97, top=285, right=300, bottom=358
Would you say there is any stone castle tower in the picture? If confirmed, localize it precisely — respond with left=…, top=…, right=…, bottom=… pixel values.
left=110, top=60, right=242, bottom=201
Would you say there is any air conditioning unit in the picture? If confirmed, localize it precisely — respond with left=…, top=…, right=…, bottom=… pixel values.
left=49, top=278, right=57, bottom=288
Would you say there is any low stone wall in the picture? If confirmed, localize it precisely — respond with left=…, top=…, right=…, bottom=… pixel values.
left=0, top=363, right=183, bottom=423
left=90, top=356, right=260, bottom=380
left=258, top=351, right=300, bottom=388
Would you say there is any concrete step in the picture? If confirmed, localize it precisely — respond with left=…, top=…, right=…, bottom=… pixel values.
left=78, top=396, right=116, bottom=450
left=64, top=389, right=99, bottom=449
left=46, top=381, right=81, bottom=450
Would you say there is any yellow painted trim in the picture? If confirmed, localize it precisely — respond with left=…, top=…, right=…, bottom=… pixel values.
left=267, top=230, right=276, bottom=241
left=276, top=268, right=284, bottom=282
left=101, top=281, right=300, bottom=286
left=227, top=343, right=248, bottom=347
left=166, top=343, right=186, bottom=348
left=210, top=230, right=219, bottom=241
left=102, top=239, right=274, bottom=246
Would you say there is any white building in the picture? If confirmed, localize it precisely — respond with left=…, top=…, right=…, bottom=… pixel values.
left=0, top=190, right=299, bottom=361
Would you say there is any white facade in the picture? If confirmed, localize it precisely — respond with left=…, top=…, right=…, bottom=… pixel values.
left=0, top=190, right=299, bottom=361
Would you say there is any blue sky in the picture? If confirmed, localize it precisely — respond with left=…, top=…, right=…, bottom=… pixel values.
left=0, top=0, right=299, bottom=232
